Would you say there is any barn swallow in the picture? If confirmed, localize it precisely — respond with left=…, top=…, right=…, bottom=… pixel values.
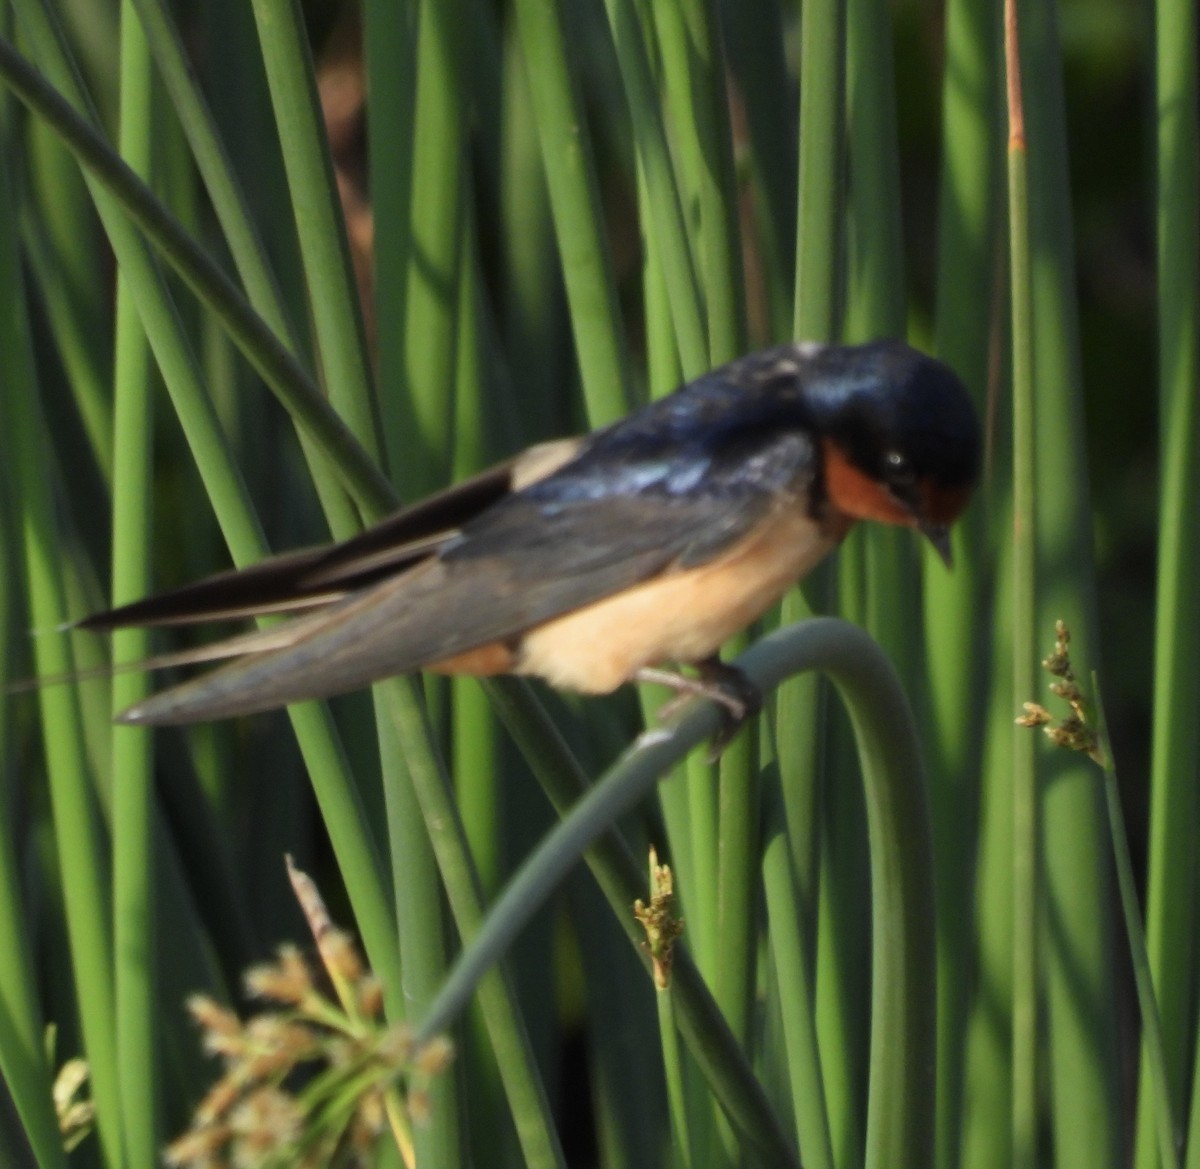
left=78, top=339, right=981, bottom=737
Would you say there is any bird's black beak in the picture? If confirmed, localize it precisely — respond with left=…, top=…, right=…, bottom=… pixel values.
left=920, top=520, right=954, bottom=568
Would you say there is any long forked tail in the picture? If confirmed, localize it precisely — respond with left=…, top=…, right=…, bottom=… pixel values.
left=3, top=607, right=341, bottom=702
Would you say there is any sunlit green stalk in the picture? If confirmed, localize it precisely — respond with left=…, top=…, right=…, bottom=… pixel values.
left=837, top=27, right=920, bottom=1140
left=4, top=17, right=127, bottom=1160
left=844, top=0, right=921, bottom=685
left=363, top=0, right=418, bottom=475
left=961, top=602, right=1018, bottom=1169
left=657, top=986, right=693, bottom=1169
left=397, top=0, right=463, bottom=497
left=793, top=0, right=843, bottom=340
left=0, top=90, right=75, bottom=1169
left=929, top=0, right=998, bottom=1162
left=1, top=180, right=122, bottom=1169
left=110, top=6, right=158, bottom=1162
left=1090, top=687, right=1179, bottom=1169
left=247, top=0, right=379, bottom=460
left=604, top=0, right=706, bottom=376
left=762, top=758, right=834, bottom=1169
left=1136, top=0, right=1200, bottom=1161
left=375, top=9, right=466, bottom=1149
left=374, top=688, right=464, bottom=1167
left=1004, top=6, right=1038, bottom=1167
left=680, top=0, right=744, bottom=358
left=379, top=679, right=565, bottom=1169
left=844, top=0, right=903, bottom=341
left=450, top=244, right=502, bottom=896
left=1020, top=0, right=1120, bottom=1159
left=712, top=721, right=758, bottom=1048
left=792, top=0, right=847, bottom=1157
left=510, top=0, right=633, bottom=424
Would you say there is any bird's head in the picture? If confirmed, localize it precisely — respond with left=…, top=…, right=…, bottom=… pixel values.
left=800, top=340, right=982, bottom=565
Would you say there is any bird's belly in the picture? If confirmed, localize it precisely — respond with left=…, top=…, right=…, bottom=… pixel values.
left=515, top=508, right=846, bottom=694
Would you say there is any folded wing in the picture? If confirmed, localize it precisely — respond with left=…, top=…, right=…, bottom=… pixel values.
left=114, top=430, right=815, bottom=724
left=80, top=441, right=583, bottom=630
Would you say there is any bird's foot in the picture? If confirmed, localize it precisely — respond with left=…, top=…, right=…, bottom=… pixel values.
left=636, top=658, right=762, bottom=760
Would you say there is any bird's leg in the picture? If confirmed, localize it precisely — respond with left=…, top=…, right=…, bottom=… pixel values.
left=635, top=656, right=762, bottom=758
left=636, top=667, right=743, bottom=720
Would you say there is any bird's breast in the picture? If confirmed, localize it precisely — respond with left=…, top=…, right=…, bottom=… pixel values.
left=513, top=504, right=850, bottom=694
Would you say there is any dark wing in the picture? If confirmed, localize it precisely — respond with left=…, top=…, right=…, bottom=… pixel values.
left=79, top=439, right=583, bottom=630
left=116, top=429, right=816, bottom=725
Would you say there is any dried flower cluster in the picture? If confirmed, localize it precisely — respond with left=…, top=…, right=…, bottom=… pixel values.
left=1016, top=620, right=1103, bottom=764
left=53, top=1056, right=94, bottom=1152
left=633, top=847, right=684, bottom=989
left=164, top=858, right=452, bottom=1169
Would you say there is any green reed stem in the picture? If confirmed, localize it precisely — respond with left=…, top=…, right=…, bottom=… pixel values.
left=1004, top=6, right=1038, bottom=1167
left=110, top=6, right=158, bottom=1161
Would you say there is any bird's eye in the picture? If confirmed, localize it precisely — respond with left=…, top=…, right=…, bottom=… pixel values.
left=884, top=449, right=915, bottom=485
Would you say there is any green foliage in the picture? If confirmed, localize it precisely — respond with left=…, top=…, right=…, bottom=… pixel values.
left=0, top=0, right=1191, bottom=1166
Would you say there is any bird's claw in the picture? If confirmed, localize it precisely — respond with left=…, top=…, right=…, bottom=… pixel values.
left=697, top=662, right=762, bottom=761
left=636, top=659, right=762, bottom=760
